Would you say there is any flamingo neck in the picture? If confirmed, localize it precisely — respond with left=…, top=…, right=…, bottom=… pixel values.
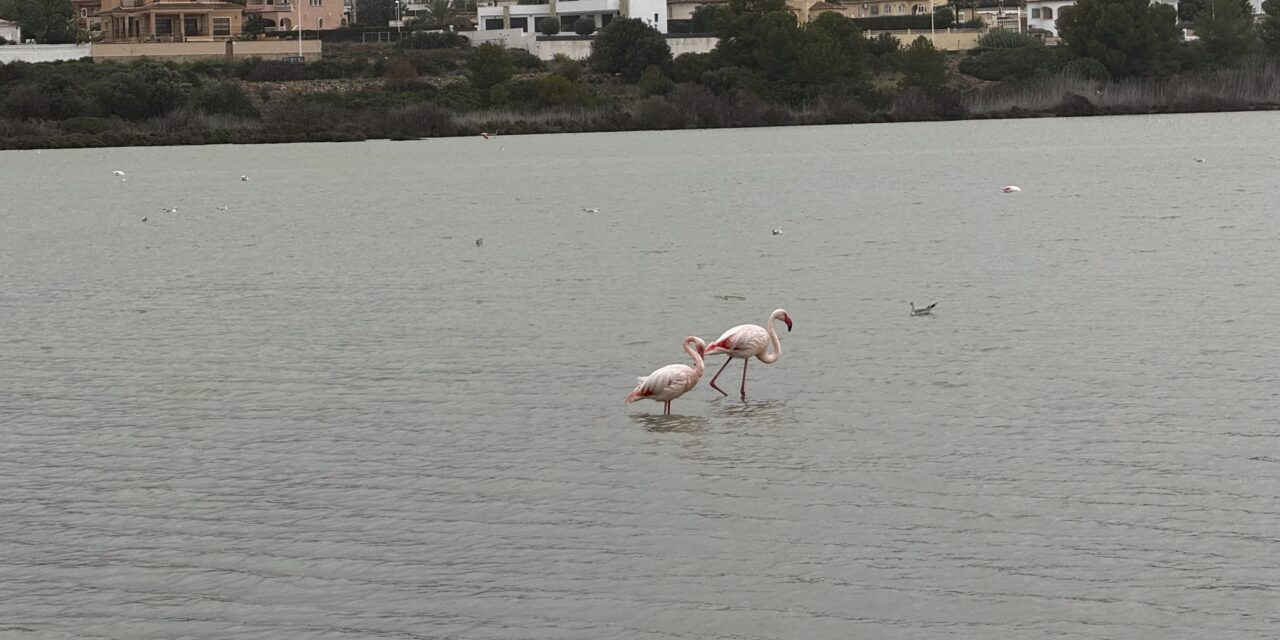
left=685, top=338, right=705, bottom=374
left=759, top=315, right=782, bottom=364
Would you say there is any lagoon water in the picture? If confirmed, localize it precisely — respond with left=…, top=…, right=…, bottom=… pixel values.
left=2, top=112, right=1279, bottom=639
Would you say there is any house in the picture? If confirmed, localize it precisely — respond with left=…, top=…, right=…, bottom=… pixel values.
left=0, top=18, right=21, bottom=43
left=476, top=0, right=669, bottom=34
left=97, top=0, right=246, bottom=42
left=841, top=0, right=935, bottom=18
left=244, top=0, right=345, bottom=31
left=667, top=0, right=724, bottom=22
left=71, top=0, right=105, bottom=36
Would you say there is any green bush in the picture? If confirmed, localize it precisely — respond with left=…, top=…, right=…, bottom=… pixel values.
left=632, top=96, right=688, bottom=129
left=977, top=29, right=1043, bottom=49
left=190, top=80, right=260, bottom=117
left=537, top=16, right=561, bottom=35
left=469, top=43, right=515, bottom=89
left=93, top=63, right=192, bottom=120
left=573, top=16, right=596, bottom=35
left=638, top=64, right=674, bottom=95
left=671, top=52, right=718, bottom=83
left=959, top=46, right=1059, bottom=81
left=549, top=54, right=586, bottom=81
left=895, top=36, right=946, bottom=88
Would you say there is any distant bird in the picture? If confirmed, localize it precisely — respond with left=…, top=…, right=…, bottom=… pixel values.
left=215, top=205, right=229, bottom=211
left=1194, top=158, right=1205, bottom=163
left=141, top=217, right=147, bottom=222
left=240, top=175, right=250, bottom=181
left=112, top=170, right=125, bottom=176
left=163, top=207, right=177, bottom=213
left=772, top=227, right=782, bottom=235
left=582, top=207, right=600, bottom=213
left=1001, top=185, right=1022, bottom=193
left=475, top=237, right=483, bottom=246
left=480, top=132, right=493, bottom=140
left=704, top=308, right=793, bottom=400
left=120, top=178, right=127, bottom=182
left=625, top=336, right=707, bottom=415
left=910, top=301, right=938, bottom=316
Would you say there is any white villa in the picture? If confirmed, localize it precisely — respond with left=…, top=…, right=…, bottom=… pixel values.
left=0, top=18, right=22, bottom=43
left=476, top=0, right=669, bottom=34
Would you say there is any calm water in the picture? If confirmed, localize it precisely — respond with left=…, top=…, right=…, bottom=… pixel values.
left=3, top=113, right=1279, bottom=639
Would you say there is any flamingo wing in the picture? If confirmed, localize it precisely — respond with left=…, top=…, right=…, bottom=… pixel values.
left=626, top=364, right=697, bottom=403
left=706, top=324, right=768, bottom=357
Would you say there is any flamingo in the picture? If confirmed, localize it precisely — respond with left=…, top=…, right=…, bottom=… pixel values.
left=625, top=336, right=707, bottom=415
left=704, top=309, right=792, bottom=399
left=480, top=132, right=493, bottom=140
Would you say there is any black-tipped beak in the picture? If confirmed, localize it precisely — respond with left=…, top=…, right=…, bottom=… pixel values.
left=784, top=316, right=793, bottom=332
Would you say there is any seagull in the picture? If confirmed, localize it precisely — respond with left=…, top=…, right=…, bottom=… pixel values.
left=582, top=207, right=600, bottom=213
left=910, top=302, right=937, bottom=316
left=163, top=207, right=178, bottom=213
left=1194, top=158, right=1205, bottom=163
left=1001, top=185, right=1022, bottom=193
left=112, top=170, right=125, bottom=176
left=240, top=175, right=250, bottom=181
left=772, top=227, right=782, bottom=235
left=215, top=205, right=229, bottom=211
left=475, top=237, right=483, bottom=246
left=141, top=217, right=147, bottom=222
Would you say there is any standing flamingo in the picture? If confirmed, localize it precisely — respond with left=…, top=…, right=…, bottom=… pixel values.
left=704, top=309, right=793, bottom=399
left=625, top=337, right=707, bottom=415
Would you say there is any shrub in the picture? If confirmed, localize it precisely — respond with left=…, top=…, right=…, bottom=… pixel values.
left=573, top=16, right=596, bottom=35
left=671, top=52, right=717, bottom=83
left=401, top=30, right=470, bottom=49
left=469, top=42, right=515, bottom=89
left=977, top=29, right=1042, bottom=49
left=93, top=62, right=192, bottom=120
left=190, top=79, right=260, bottom=117
left=866, top=32, right=900, bottom=56
left=896, top=36, right=946, bottom=88
left=632, top=96, right=688, bottom=129
left=242, top=59, right=308, bottom=81
left=549, top=54, right=585, bottom=81
left=538, top=16, right=561, bottom=35
left=959, top=46, right=1059, bottom=81
left=384, top=57, right=421, bottom=88
left=638, top=64, right=674, bottom=95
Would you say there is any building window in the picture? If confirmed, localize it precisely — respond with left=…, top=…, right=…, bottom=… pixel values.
left=898, top=4, right=905, bottom=13
left=155, top=17, right=173, bottom=34
left=1030, top=7, right=1039, bottom=17
left=1042, top=6, right=1052, bottom=18
left=484, top=17, right=503, bottom=29
left=310, top=0, right=321, bottom=6
left=80, top=8, right=87, bottom=17
left=213, top=16, right=230, bottom=34
left=184, top=16, right=199, bottom=34
left=510, top=16, right=527, bottom=30
left=869, top=4, right=878, bottom=15
left=318, top=17, right=324, bottom=27
left=858, top=4, right=865, bottom=15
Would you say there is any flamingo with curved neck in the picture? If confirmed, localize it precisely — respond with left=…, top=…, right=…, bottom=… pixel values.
left=704, top=308, right=793, bottom=399
left=625, top=336, right=707, bottom=415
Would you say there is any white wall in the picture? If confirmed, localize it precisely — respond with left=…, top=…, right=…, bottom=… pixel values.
left=1, top=19, right=23, bottom=43
left=0, top=44, right=92, bottom=63
left=469, top=28, right=538, bottom=52
left=627, top=0, right=668, bottom=33
left=1025, top=0, right=1074, bottom=35
left=533, top=33, right=714, bottom=60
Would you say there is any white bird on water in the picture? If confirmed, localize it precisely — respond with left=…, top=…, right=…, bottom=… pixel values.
left=475, top=237, right=483, bottom=247
left=1194, top=158, right=1205, bottom=163
left=772, top=227, right=782, bottom=235
left=910, top=302, right=938, bottom=316
left=1001, top=185, right=1022, bottom=193
left=241, top=175, right=250, bottom=181
left=163, top=207, right=178, bottom=213
left=215, top=205, right=229, bottom=211
left=625, top=336, right=707, bottom=415
left=582, top=207, right=600, bottom=213
left=112, top=170, right=125, bottom=176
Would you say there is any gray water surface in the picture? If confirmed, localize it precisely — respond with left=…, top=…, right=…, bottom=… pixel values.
left=3, top=113, right=1279, bottom=639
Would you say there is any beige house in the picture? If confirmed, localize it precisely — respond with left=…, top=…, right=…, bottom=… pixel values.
left=98, top=0, right=245, bottom=42
left=244, top=0, right=345, bottom=32
left=839, top=0, right=934, bottom=18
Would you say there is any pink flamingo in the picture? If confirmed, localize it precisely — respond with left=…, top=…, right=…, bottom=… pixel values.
left=704, top=309, right=793, bottom=399
left=625, top=337, right=707, bottom=415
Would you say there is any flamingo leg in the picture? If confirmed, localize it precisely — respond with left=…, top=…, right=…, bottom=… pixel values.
left=740, top=358, right=749, bottom=400
left=708, top=357, right=733, bottom=396
left=664, top=401, right=671, bottom=415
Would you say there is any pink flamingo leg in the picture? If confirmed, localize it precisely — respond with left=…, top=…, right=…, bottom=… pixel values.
left=739, top=358, right=749, bottom=399
left=664, top=401, right=671, bottom=415
left=708, top=357, right=733, bottom=396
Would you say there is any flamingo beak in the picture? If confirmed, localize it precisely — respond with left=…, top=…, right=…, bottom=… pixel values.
left=783, top=315, right=793, bottom=332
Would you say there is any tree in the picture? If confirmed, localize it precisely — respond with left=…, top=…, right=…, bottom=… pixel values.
left=589, top=17, right=672, bottom=81
left=934, top=6, right=955, bottom=27
left=1194, top=0, right=1258, bottom=65
left=414, top=0, right=459, bottom=29
left=573, top=15, right=595, bottom=35
left=468, top=42, right=514, bottom=89
left=1262, top=0, right=1280, bottom=56
left=1057, top=0, right=1184, bottom=77
left=537, top=16, right=560, bottom=35
left=0, top=0, right=78, bottom=43
left=689, top=4, right=718, bottom=31
left=355, top=0, right=395, bottom=26
left=638, top=64, right=674, bottom=94
left=896, top=35, right=946, bottom=87
left=243, top=14, right=270, bottom=34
